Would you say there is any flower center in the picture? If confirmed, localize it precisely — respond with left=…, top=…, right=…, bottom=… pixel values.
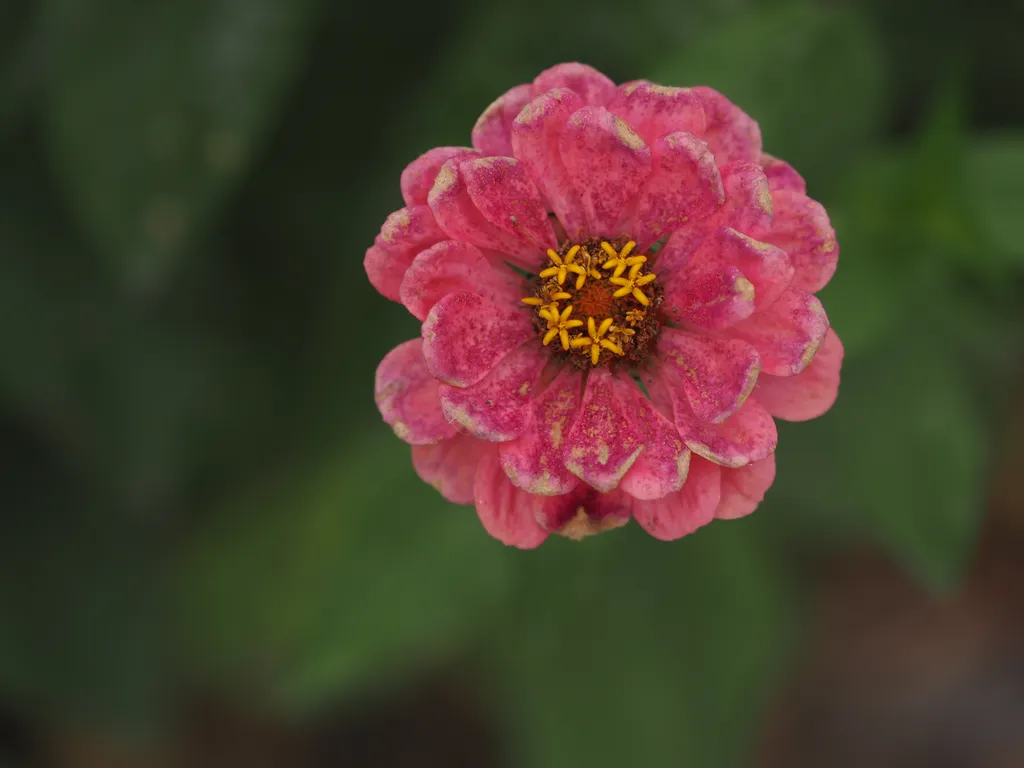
left=521, top=238, right=662, bottom=369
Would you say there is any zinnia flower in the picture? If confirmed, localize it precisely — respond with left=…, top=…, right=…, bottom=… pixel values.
left=368, top=62, right=842, bottom=548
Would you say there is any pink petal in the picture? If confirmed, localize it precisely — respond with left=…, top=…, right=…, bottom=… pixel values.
left=657, top=328, right=761, bottom=424
left=533, top=62, right=617, bottom=106
left=439, top=341, right=548, bottom=442
left=364, top=205, right=445, bottom=302
left=462, top=156, right=557, bottom=254
left=627, top=131, right=724, bottom=249
left=498, top=368, right=582, bottom=496
left=564, top=369, right=645, bottom=493
left=474, top=447, right=549, bottom=548
left=728, top=288, right=830, bottom=376
left=559, top=106, right=652, bottom=236
left=375, top=339, right=458, bottom=445
left=471, top=83, right=534, bottom=156
left=421, top=291, right=535, bottom=388
left=629, top=456, right=721, bottom=541
left=759, top=153, right=806, bottom=195
left=703, top=227, right=793, bottom=310
left=613, top=375, right=691, bottom=501
left=655, top=221, right=712, bottom=276
left=754, top=328, right=843, bottom=421
left=401, top=146, right=479, bottom=206
left=715, top=454, right=776, bottom=520
left=412, top=434, right=486, bottom=505
left=661, top=253, right=757, bottom=331
left=717, top=161, right=774, bottom=236
left=692, top=86, right=762, bottom=165
left=680, top=396, right=778, bottom=469
left=761, top=189, right=838, bottom=294
left=511, top=88, right=588, bottom=238
left=533, top=486, right=633, bottom=540
left=607, top=82, right=706, bottom=144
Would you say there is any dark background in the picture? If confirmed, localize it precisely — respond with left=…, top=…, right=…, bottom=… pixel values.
left=0, top=0, right=1022, bottom=765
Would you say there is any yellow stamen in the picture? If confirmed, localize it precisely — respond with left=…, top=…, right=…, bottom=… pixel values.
left=633, top=289, right=651, bottom=306
left=590, top=344, right=600, bottom=365
left=597, top=317, right=613, bottom=336
left=570, top=336, right=592, bottom=349
left=521, top=297, right=544, bottom=306
left=635, top=273, right=657, bottom=286
left=551, top=291, right=572, bottom=300
left=546, top=249, right=564, bottom=265
left=600, top=339, right=624, bottom=355
left=619, top=241, right=636, bottom=259
left=600, top=241, right=618, bottom=259
left=543, top=328, right=559, bottom=345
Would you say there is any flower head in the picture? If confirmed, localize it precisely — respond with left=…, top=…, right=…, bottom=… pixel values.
left=368, top=62, right=842, bottom=547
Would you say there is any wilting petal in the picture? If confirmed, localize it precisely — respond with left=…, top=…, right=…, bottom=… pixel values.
left=364, top=205, right=445, bottom=302
left=462, top=156, right=557, bottom=253
left=400, top=240, right=522, bottom=321
left=607, top=82, right=705, bottom=144
left=472, top=83, right=534, bottom=156
left=628, top=131, right=723, bottom=249
left=762, top=190, right=838, bottom=293
left=512, top=88, right=588, bottom=237
left=614, top=376, right=691, bottom=501
left=715, top=455, right=776, bottom=519
left=412, top=434, right=486, bottom=504
left=375, top=339, right=457, bottom=445
left=661, top=255, right=757, bottom=331
left=534, top=486, right=632, bottom=540
left=439, top=342, right=548, bottom=441
left=754, top=329, right=843, bottom=421
left=681, top=396, right=778, bottom=468
left=717, top=162, right=773, bottom=236
left=760, top=153, right=806, bottom=195
left=559, top=106, right=652, bottom=235
left=692, top=86, right=762, bottom=164
left=499, top=368, right=582, bottom=495
left=422, top=292, right=534, bottom=388
left=401, top=146, right=479, bottom=206
left=701, top=227, right=793, bottom=310
left=474, top=447, right=549, bottom=548
left=564, top=369, right=645, bottom=492
left=658, top=328, right=761, bottom=424
left=629, top=456, right=721, bottom=540
left=729, top=289, right=829, bottom=376
left=533, top=62, right=617, bottom=106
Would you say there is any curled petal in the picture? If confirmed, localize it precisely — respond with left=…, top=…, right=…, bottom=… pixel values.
left=462, top=156, right=557, bottom=253
left=701, top=227, right=793, bottom=310
left=474, top=447, right=549, bottom=548
left=533, top=62, right=617, bottom=106
left=681, top=396, right=778, bottom=469
left=718, top=161, right=774, bottom=236
left=729, top=288, right=830, bottom=376
left=472, top=84, right=534, bottom=156
left=607, top=82, right=706, bottom=144
left=657, top=328, right=761, bottom=424
left=661, top=254, right=757, bottom=331
left=715, top=455, right=776, bottom=520
left=559, top=106, right=652, bottom=236
left=439, top=342, right=548, bottom=442
left=759, top=153, right=806, bottom=195
left=401, top=146, right=479, bottom=206
left=762, top=190, right=838, bottom=293
left=534, top=486, right=632, bottom=540
left=364, top=205, right=445, bottom=302
left=375, top=339, right=458, bottom=445
left=422, top=292, right=534, bottom=388
left=754, top=329, right=843, bottom=421
left=412, top=434, right=486, bottom=504
left=692, top=86, right=762, bottom=164
left=629, top=456, right=721, bottom=541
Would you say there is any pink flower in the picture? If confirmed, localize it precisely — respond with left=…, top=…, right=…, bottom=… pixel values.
left=368, top=63, right=842, bottom=548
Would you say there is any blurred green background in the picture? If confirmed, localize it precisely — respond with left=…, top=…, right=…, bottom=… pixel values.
left=0, top=0, right=1022, bottom=765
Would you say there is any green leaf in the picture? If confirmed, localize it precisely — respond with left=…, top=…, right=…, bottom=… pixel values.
left=966, top=135, right=1024, bottom=269
left=41, top=0, right=322, bottom=290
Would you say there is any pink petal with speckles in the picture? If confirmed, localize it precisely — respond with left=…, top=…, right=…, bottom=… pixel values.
left=474, top=447, right=549, bottom=548
left=629, top=456, right=721, bottom=540
left=462, top=156, right=557, bottom=254
left=607, top=82, right=706, bottom=144
left=512, top=88, right=588, bottom=237
left=762, top=190, right=838, bottom=294
left=661, top=254, right=757, bottom=330
left=564, top=369, right=645, bottom=492
left=421, top=292, right=534, bottom=388
left=439, top=342, right=548, bottom=442
left=754, top=329, right=843, bottom=421
left=533, top=62, right=617, bottom=106
left=400, top=240, right=521, bottom=321
left=499, top=368, right=582, bottom=496
left=401, top=146, right=480, bottom=206
left=472, top=84, right=534, bottom=156
left=613, top=375, right=691, bottom=501
left=695, top=227, right=793, bottom=311
left=680, top=396, right=778, bottom=468
left=715, top=455, right=776, bottom=519
left=729, top=288, right=829, bottom=376
left=364, top=205, right=445, bottom=302
left=718, top=161, right=774, bottom=236
left=627, top=131, right=723, bottom=249
left=412, top=434, right=487, bottom=505
left=692, top=86, right=762, bottom=164
left=760, top=153, right=806, bottom=195
left=533, top=485, right=633, bottom=538
left=559, top=106, right=652, bottom=236
left=375, top=339, right=458, bottom=445
left=658, top=328, right=761, bottom=424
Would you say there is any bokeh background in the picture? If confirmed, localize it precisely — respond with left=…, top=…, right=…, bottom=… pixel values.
left=1, top=0, right=1023, bottom=765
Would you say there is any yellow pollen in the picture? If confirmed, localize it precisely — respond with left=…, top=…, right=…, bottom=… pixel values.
left=542, top=303, right=583, bottom=350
